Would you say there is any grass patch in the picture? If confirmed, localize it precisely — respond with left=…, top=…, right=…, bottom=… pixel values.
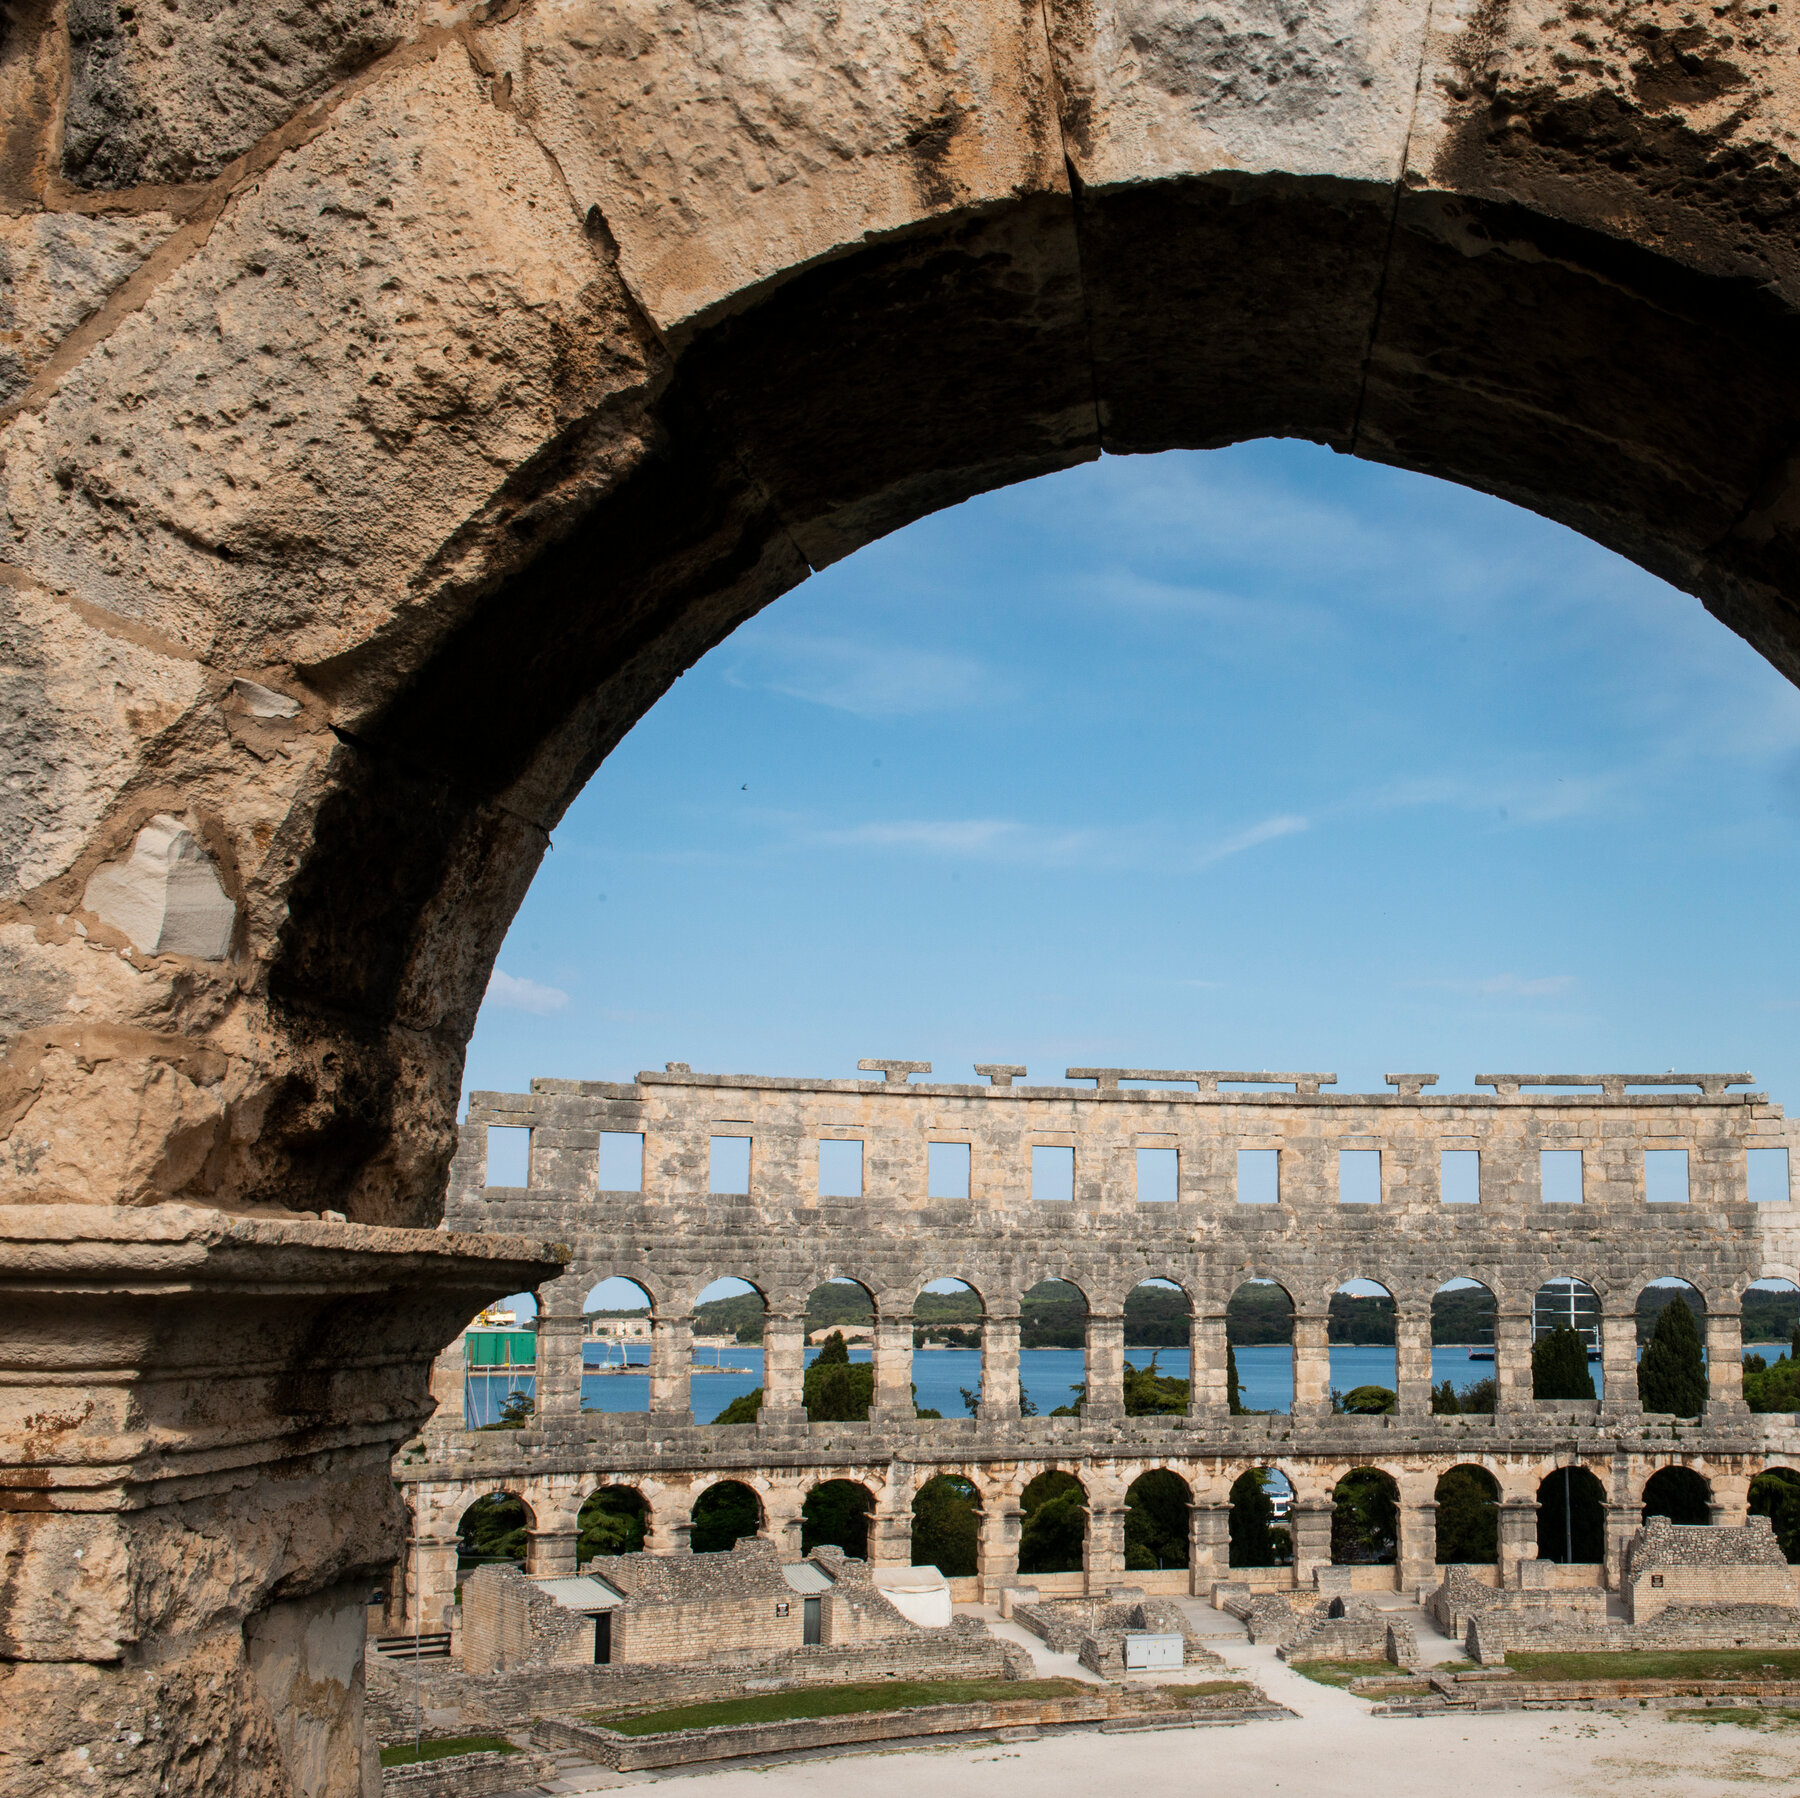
left=378, top=1736, right=518, bottom=1768
left=1133, top=1682, right=1253, bottom=1705
left=1504, top=1650, right=1800, bottom=1684
left=1665, top=1708, right=1800, bottom=1730
left=1287, top=1660, right=1398, bottom=1689
left=585, top=1678, right=1085, bottom=1737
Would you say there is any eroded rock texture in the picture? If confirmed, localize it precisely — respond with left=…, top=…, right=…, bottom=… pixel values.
left=7, top=0, right=1800, bottom=1787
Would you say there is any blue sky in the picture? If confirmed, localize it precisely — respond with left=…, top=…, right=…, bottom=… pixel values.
left=464, top=438, right=1800, bottom=1115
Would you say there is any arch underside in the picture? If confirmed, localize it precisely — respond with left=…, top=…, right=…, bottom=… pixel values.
left=6, top=0, right=1800, bottom=1223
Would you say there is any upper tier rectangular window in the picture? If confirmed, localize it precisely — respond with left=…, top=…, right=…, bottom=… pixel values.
left=1237, top=1148, right=1278, bottom=1205
left=928, top=1141, right=971, bottom=1199
left=1644, top=1148, right=1689, bottom=1204
left=710, top=1134, right=751, bottom=1195
left=1750, top=1146, right=1792, bottom=1203
left=598, top=1131, right=643, bottom=1192
left=1136, top=1147, right=1178, bottom=1203
left=486, top=1125, right=529, bottom=1187
left=1440, top=1149, right=1480, bottom=1204
left=1338, top=1149, right=1380, bottom=1204
left=818, top=1138, right=863, bottom=1198
left=1033, top=1145, right=1074, bottom=1202
left=1541, top=1149, right=1584, bottom=1204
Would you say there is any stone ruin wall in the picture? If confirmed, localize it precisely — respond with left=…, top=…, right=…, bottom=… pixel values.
left=395, top=1063, right=1800, bottom=1625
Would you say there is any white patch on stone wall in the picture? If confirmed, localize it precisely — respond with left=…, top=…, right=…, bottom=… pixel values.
left=82, top=815, right=236, bottom=959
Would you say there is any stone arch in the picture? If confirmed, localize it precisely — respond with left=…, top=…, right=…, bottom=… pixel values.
left=911, top=1473, right=984, bottom=1577
left=1330, top=1466, right=1399, bottom=1566
left=912, top=1277, right=984, bottom=1418
left=1329, top=1278, right=1396, bottom=1406
left=1227, top=1278, right=1296, bottom=1416
left=1641, top=1464, right=1713, bottom=1525
left=1537, top=1465, right=1607, bottom=1564
left=1018, top=1468, right=1087, bottom=1576
left=1430, top=1279, right=1497, bottom=1414
left=1227, top=1466, right=1295, bottom=1569
left=1636, top=1279, right=1710, bottom=1416
left=801, top=1478, right=876, bottom=1558
left=455, top=1489, right=536, bottom=1572
left=689, top=1479, right=765, bottom=1554
left=1433, top=1465, right=1500, bottom=1566
left=1124, top=1467, right=1191, bottom=1572
left=804, top=1276, right=878, bottom=1346
left=575, top=1484, right=651, bottom=1562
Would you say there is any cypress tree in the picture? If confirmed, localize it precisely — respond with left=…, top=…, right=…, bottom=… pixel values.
left=1227, top=1341, right=1245, bottom=1416
left=1532, top=1327, right=1596, bottom=1400
left=1638, top=1296, right=1708, bottom=1416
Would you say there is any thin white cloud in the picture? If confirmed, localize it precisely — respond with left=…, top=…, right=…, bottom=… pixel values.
left=486, top=970, right=570, bottom=1015
left=724, top=631, right=1005, bottom=719
left=1196, top=813, right=1309, bottom=864
left=813, top=818, right=1104, bottom=866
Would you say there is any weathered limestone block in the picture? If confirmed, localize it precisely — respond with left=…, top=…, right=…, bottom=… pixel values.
left=513, top=0, right=1069, bottom=335
left=0, top=211, right=180, bottom=406
left=61, top=0, right=411, bottom=189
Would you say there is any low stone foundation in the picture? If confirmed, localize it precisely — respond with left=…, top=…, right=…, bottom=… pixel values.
left=381, top=1748, right=555, bottom=1798
left=367, top=1623, right=1031, bottom=1738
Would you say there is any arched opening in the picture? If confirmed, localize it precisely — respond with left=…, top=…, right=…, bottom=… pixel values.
left=456, top=1491, right=534, bottom=1574
left=462, top=1292, right=538, bottom=1429
left=1329, top=1279, right=1395, bottom=1409
left=1018, top=1471, right=1087, bottom=1575
left=1636, top=1279, right=1708, bottom=1416
left=1330, top=1468, right=1398, bottom=1566
left=1750, top=1468, right=1800, bottom=1563
left=911, top=1475, right=982, bottom=1578
left=1227, top=1469, right=1294, bottom=1569
left=1431, top=1280, right=1497, bottom=1414
left=1227, top=1280, right=1294, bottom=1416
left=1532, top=1278, right=1601, bottom=1401
left=689, top=1277, right=766, bottom=1425
left=581, top=1276, right=653, bottom=1415
left=690, top=1480, right=764, bottom=1554
left=577, top=1486, right=649, bottom=1564
left=1434, top=1466, right=1500, bottom=1567
left=1020, top=1279, right=1087, bottom=1417
left=801, top=1480, right=875, bottom=1558
left=913, top=1278, right=984, bottom=1418
left=1641, top=1466, right=1712, bottom=1526
left=803, top=1280, right=876, bottom=1422
left=1124, top=1470, right=1191, bottom=1571
left=1124, top=1279, right=1191, bottom=1415
left=1537, top=1466, right=1607, bottom=1564
left=1745, top=1280, right=1800, bottom=1412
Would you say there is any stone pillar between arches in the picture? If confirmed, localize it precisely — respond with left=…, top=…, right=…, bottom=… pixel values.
left=1084, top=1503, right=1126, bottom=1589
left=534, top=1312, right=584, bottom=1425
left=405, top=1533, right=461, bottom=1634
left=978, top=1502, right=1021, bottom=1600
left=980, top=1315, right=1021, bottom=1420
left=1496, top=1500, right=1539, bottom=1586
left=526, top=1528, right=578, bottom=1577
left=1292, top=1313, right=1331, bottom=1418
left=1289, top=1501, right=1334, bottom=1586
left=761, top=1312, right=807, bottom=1424
left=1707, top=1309, right=1746, bottom=1414
left=1189, top=1503, right=1230, bottom=1593
left=650, top=1314, right=693, bottom=1421
left=872, top=1315, right=916, bottom=1422
left=1494, top=1311, right=1534, bottom=1412
left=1189, top=1312, right=1229, bottom=1419
left=1395, top=1311, right=1433, bottom=1418
left=1601, top=1308, right=1641, bottom=1418
left=1397, top=1499, right=1436, bottom=1593
left=1085, top=1314, right=1125, bottom=1418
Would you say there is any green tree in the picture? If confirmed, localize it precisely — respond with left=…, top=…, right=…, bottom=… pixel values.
left=1431, top=1379, right=1461, bottom=1415
left=477, top=1389, right=535, bottom=1430
left=1638, top=1297, right=1707, bottom=1416
left=1433, top=1467, right=1499, bottom=1563
left=1227, top=1341, right=1246, bottom=1416
left=1744, top=1354, right=1800, bottom=1412
left=1458, top=1376, right=1497, bottom=1414
left=690, top=1481, right=761, bottom=1552
left=1330, top=1469, right=1398, bottom=1564
left=801, top=1480, right=873, bottom=1557
left=457, top=1494, right=529, bottom=1566
left=911, top=1475, right=980, bottom=1576
left=576, top=1488, right=647, bottom=1562
left=1750, top=1467, right=1800, bottom=1562
left=804, top=1331, right=875, bottom=1421
left=1124, top=1472, right=1190, bottom=1569
left=1123, top=1357, right=1189, bottom=1416
left=712, top=1388, right=763, bottom=1424
left=1336, top=1384, right=1397, bottom=1415
left=1018, top=1472, right=1086, bottom=1573
left=1532, top=1328, right=1596, bottom=1400
left=1227, top=1470, right=1275, bottom=1567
